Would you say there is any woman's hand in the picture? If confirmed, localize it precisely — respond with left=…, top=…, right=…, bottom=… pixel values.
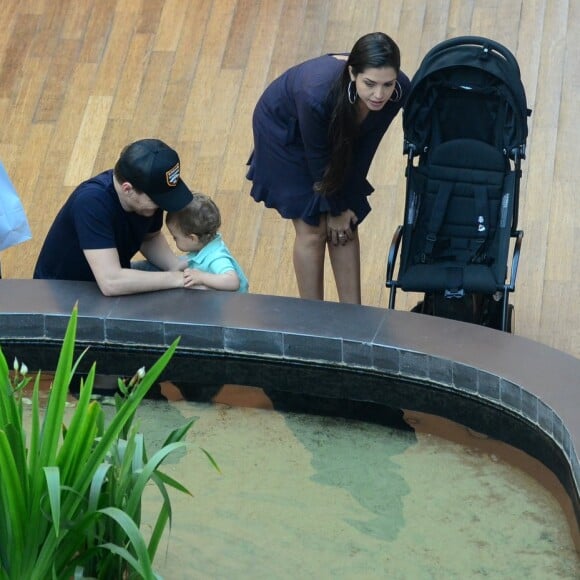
left=327, top=210, right=358, bottom=246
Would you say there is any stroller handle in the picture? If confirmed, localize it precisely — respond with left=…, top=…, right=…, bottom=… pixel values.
left=422, top=36, right=521, bottom=77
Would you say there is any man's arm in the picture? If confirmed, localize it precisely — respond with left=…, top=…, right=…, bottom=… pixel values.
left=84, top=247, right=184, bottom=296
left=139, top=231, right=183, bottom=271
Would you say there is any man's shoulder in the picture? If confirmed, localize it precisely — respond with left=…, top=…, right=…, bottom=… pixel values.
left=69, top=171, right=117, bottom=215
left=73, top=170, right=114, bottom=198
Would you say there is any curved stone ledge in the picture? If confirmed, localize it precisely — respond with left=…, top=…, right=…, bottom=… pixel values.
left=1, top=279, right=578, bottom=525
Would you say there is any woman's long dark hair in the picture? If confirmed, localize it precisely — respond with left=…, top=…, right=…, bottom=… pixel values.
left=316, top=32, right=401, bottom=196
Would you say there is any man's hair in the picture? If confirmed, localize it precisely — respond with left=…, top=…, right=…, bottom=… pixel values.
left=165, top=192, right=221, bottom=246
left=113, top=145, right=132, bottom=184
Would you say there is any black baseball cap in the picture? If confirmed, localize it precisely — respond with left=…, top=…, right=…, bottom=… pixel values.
left=116, top=139, right=193, bottom=211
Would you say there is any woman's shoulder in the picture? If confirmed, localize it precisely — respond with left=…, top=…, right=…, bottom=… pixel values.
left=290, top=55, right=343, bottom=102
left=301, top=54, right=345, bottom=78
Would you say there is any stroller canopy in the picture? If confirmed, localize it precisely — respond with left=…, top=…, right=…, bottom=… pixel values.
left=403, top=36, right=530, bottom=158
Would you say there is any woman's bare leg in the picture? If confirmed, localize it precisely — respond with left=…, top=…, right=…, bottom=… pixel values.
left=328, top=229, right=361, bottom=304
left=292, top=218, right=327, bottom=300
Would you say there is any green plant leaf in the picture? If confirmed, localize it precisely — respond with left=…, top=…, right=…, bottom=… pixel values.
left=126, top=442, right=187, bottom=516
left=146, top=499, right=170, bottom=562
left=99, top=507, right=159, bottom=580
left=153, top=470, right=193, bottom=496
left=160, top=417, right=197, bottom=447
left=27, top=372, right=42, bottom=476
left=132, top=431, right=145, bottom=473
left=0, top=347, right=9, bottom=386
left=0, top=347, right=12, bottom=430
left=111, top=435, right=140, bottom=519
left=87, top=462, right=112, bottom=513
left=2, top=421, right=28, bottom=497
left=57, top=363, right=100, bottom=482
left=58, top=402, right=101, bottom=486
left=201, top=447, right=222, bottom=474
left=44, top=466, right=61, bottom=538
left=0, top=362, right=21, bottom=429
left=39, top=306, right=81, bottom=467
left=0, top=430, right=27, bottom=558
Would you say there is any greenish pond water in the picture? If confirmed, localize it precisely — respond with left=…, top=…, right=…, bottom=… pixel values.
left=129, top=388, right=580, bottom=580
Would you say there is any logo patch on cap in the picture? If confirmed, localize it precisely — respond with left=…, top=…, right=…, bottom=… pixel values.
left=166, top=163, right=180, bottom=187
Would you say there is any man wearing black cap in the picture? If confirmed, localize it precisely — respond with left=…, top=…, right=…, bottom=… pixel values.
left=34, top=139, right=195, bottom=296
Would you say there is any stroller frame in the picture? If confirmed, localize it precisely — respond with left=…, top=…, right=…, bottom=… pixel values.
left=386, top=36, right=530, bottom=332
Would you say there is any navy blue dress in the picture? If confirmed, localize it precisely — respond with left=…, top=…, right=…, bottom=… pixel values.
left=247, top=54, right=410, bottom=226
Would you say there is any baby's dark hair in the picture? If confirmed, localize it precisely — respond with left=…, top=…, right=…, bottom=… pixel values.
left=166, top=192, right=221, bottom=246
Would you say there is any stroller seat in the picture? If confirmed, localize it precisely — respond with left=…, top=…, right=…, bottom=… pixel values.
left=386, top=36, right=530, bottom=332
left=399, top=138, right=510, bottom=296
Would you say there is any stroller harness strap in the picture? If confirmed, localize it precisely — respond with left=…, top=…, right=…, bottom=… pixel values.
left=418, top=137, right=502, bottom=265
left=421, top=181, right=490, bottom=263
left=423, top=181, right=454, bottom=260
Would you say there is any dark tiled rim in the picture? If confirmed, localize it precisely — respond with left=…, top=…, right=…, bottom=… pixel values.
left=1, top=279, right=578, bottom=525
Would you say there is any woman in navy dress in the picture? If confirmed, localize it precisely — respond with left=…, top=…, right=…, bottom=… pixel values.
left=247, top=32, right=410, bottom=303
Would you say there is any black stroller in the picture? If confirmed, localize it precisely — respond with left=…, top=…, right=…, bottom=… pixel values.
left=386, top=36, right=531, bottom=332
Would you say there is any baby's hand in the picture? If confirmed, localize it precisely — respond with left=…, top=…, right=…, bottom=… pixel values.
left=183, top=268, right=207, bottom=289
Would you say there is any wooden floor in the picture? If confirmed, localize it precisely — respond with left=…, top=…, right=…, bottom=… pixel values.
left=0, top=0, right=578, bottom=360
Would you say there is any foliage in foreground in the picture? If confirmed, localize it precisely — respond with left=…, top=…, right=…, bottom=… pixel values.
left=0, top=306, right=200, bottom=579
